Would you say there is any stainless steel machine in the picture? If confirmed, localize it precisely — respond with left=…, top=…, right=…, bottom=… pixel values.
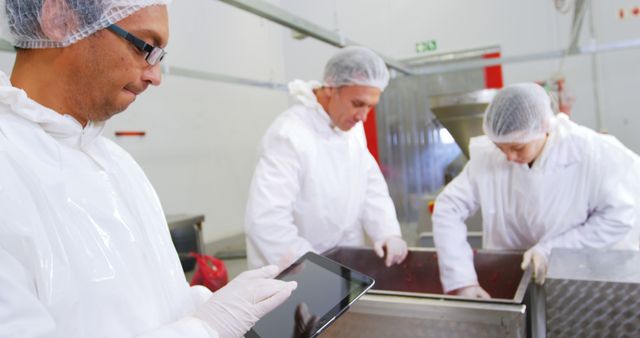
left=375, top=48, right=499, bottom=244
left=542, top=248, right=640, bottom=337
left=429, top=89, right=497, bottom=159
left=321, top=246, right=531, bottom=337
left=375, top=59, right=487, bottom=224
left=319, top=247, right=640, bottom=337
left=417, top=89, right=497, bottom=248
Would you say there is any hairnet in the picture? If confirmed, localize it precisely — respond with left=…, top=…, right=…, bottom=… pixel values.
left=323, top=46, right=390, bottom=91
left=483, top=83, right=555, bottom=144
left=0, top=0, right=170, bottom=48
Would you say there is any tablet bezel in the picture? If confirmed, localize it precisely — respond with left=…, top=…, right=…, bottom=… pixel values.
left=245, top=251, right=375, bottom=338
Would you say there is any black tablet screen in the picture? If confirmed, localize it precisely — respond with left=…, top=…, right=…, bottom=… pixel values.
left=246, top=252, right=374, bottom=338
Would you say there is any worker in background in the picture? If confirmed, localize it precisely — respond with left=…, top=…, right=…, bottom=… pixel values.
left=0, top=1, right=297, bottom=337
left=433, top=83, right=640, bottom=299
left=245, top=46, right=408, bottom=269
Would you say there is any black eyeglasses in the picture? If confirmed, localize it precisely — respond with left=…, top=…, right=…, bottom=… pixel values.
left=107, top=24, right=167, bottom=66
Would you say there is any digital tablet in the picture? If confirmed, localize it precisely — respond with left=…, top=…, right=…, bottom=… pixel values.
left=245, top=251, right=375, bottom=338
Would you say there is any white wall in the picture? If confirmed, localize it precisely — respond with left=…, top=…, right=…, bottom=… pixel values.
left=0, top=0, right=292, bottom=244
left=278, top=0, right=640, bottom=151
left=590, top=0, right=640, bottom=149
left=103, top=0, right=291, bottom=242
left=2, top=0, right=639, bottom=244
left=279, top=0, right=572, bottom=78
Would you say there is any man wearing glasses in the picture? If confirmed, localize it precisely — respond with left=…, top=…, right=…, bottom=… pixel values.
left=0, top=1, right=296, bottom=337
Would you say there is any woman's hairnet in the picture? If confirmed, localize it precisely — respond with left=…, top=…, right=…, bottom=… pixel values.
left=0, top=0, right=170, bottom=48
left=483, top=83, right=555, bottom=144
left=323, top=46, right=390, bottom=91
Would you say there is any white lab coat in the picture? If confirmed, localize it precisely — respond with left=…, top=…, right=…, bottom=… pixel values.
left=0, top=73, right=218, bottom=338
left=245, top=80, right=401, bottom=268
left=433, top=114, right=640, bottom=293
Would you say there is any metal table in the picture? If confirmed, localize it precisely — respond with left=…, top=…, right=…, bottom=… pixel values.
left=166, top=214, right=205, bottom=271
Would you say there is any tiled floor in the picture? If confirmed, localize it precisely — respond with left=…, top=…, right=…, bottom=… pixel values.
left=220, top=257, right=248, bottom=279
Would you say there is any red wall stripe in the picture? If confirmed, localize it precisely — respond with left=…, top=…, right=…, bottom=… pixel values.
left=483, top=52, right=504, bottom=89
left=363, top=107, right=380, bottom=163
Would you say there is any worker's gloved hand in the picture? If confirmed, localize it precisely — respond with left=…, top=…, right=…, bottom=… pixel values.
left=374, top=236, right=408, bottom=267
left=455, top=285, right=491, bottom=299
left=292, top=302, right=319, bottom=338
left=521, top=247, right=548, bottom=285
left=194, top=265, right=297, bottom=338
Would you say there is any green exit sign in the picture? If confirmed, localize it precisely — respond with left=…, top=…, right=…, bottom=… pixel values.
left=416, top=40, right=437, bottom=53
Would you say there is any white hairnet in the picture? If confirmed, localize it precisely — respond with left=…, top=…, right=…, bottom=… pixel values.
left=323, top=46, right=390, bottom=91
left=483, top=83, right=555, bottom=144
left=0, top=0, right=170, bottom=48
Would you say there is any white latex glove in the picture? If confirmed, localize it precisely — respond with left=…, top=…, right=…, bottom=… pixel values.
left=521, top=247, right=548, bottom=285
left=374, top=236, right=408, bottom=267
left=455, top=285, right=491, bottom=299
left=194, top=265, right=297, bottom=338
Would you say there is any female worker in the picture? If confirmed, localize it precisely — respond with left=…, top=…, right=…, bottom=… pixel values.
left=434, top=83, right=640, bottom=298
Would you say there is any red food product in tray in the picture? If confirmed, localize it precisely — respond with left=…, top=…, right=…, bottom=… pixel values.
left=324, top=246, right=524, bottom=300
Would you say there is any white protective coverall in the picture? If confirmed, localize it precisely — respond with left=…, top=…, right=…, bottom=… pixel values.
left=0, top=73, right=219, bottom=337
left=245, top=80, right=402, bottom=268
left=434, top=113, right=640, bottom=293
